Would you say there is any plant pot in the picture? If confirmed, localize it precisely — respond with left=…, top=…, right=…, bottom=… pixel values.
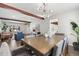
left=73, top=42, right=79, bottom=51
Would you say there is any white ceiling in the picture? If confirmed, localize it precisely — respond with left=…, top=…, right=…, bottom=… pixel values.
left=6, top=3, right=79, bottom=16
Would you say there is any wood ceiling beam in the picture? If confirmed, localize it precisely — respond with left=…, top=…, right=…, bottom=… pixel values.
left=51, top=22, right=58, bottom=25
left=0, top=17, right=31, bottom=23
left=0, top=3, right=44, bottom=20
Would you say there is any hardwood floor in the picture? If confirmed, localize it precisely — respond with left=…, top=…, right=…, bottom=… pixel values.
left=68, top=46, right=79, bottom=56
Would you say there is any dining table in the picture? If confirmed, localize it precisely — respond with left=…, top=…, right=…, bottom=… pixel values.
left=22, top=34, right=65, bottom=56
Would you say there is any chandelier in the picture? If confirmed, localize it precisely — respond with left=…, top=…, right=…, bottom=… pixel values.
left=37, top=3, right=53, bottom=18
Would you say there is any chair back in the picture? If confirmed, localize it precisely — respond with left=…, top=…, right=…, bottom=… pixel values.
left=52, top=36, right=68, bottom=56
left=52, top=40, right=64, bottom=56
left=56, top=40, right=64, bottom=56
left=10, top=34, right=17, bottom=51
left=62, top=36, right=68, bottom=55
left=0, top=42, right=11, bottom=56
left=15, top=32, right=24, bottom=41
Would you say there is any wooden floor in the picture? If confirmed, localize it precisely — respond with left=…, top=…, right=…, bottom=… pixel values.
left=68, top=46, right=79, bottom=56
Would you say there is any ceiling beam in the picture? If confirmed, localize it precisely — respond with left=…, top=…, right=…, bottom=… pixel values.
left=0, top=17, right=31, bottom=23
left=0, top=3, right=44, bottom=20
left=51, top=22, right=58, bottom=25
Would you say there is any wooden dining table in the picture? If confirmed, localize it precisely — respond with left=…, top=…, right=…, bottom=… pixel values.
left=22, top=34, right=65, bottom=56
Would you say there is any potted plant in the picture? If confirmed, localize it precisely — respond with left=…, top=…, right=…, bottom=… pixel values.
left=71, top=22, right=79, bottom=51
left=2, top=22, right=8, bottom=32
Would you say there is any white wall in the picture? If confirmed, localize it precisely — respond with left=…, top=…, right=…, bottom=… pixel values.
left=55, top=9, right=79, bottom=46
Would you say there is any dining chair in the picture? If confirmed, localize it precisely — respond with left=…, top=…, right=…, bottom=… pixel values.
left=52, top=40, right=64, bottom=56
left=10, top=34, right=17, bottom=51
left=15, top=32, right=24, bottom=41
left=52, top=36, right=68, bottom=56
left=0, top=42, right=11, bottom=56
left=61, top=36, right=68, bottom=56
